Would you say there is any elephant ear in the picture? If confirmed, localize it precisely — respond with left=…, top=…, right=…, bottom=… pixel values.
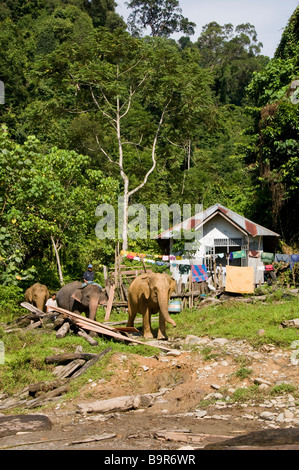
left=139, top=277, right=150, bottom=300
left=25, top=287, right=32, bottom=303
left=71, top=289, right=83, bottom=303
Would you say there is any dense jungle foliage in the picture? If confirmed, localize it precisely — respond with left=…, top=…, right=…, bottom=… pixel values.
left=0, top=0, right=298, bottom=290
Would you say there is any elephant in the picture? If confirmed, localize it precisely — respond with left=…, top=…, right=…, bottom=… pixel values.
left=24, top=283, right=49, bottom=313
left=56, top=281, right=107, bottom=321
left=127, top=272, right=177, bottom=340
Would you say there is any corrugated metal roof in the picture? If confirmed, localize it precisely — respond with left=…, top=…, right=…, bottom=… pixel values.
left=155, top=204, right=280, bottom=239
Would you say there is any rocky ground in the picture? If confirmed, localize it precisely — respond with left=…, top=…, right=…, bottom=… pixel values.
left=1, top=333, right=299, bottom=452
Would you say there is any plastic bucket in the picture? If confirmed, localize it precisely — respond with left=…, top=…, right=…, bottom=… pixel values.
left=168, top=300, right=182, bottom=313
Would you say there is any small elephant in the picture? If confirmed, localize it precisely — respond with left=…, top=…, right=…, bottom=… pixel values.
left=127, top=272, right=177, bottom=340
left=56, top=281, right=107, bottom=321
left=24, top=283, right=49, bottom=313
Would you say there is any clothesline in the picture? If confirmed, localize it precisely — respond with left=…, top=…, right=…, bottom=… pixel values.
left=120, top=250, right=299, bottom=271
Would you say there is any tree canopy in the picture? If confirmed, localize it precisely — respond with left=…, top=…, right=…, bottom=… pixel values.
left=0, top=1, right=298, bottom=287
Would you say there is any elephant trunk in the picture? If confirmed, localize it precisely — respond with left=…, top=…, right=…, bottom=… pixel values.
left=158, top=293, right=176, bottom=327
left=88, top=297, right=99, bottom=321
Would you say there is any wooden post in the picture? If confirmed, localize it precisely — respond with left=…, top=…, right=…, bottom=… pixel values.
left=213, top=258, right=217, bottom=288
left=103, top=265, right=107, bottom=283
left=104, top=285, right=115, bottom=321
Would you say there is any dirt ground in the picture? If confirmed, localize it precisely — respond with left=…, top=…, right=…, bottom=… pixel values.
left=1, top=333, right=299, bottom=452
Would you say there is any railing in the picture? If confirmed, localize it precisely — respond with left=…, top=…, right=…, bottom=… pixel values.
left=214, top=238, right=243, bottom=247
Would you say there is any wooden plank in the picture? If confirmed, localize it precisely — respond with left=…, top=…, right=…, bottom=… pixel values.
left=104, top=284, right=115, bottom=321
left=52, top=306, right=174, bottom=352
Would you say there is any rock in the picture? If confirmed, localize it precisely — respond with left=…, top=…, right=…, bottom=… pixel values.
left=212, top=338, right=229, bottom=346
left=260, top=411, right=277, bottom=421
left=254, top=377, right=272, bottom=386
left=184, top=335, right=205, bottom=346
left=259, top=383, right=270, bottom=391
left=211, top=384, right=220, bottom=390
left=0, top=414, right=52, bottom=438
left=166, top=350, right=181, bottom=357
left=213, top=393, right=223, bottom=400
left=221, top=360, right=229, bottom=367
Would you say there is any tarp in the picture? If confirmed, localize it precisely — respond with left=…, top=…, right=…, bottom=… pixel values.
left=225, top=266, right=254, bottom=294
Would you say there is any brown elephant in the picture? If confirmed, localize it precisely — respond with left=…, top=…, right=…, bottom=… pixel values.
left=24, top=283, right=49, bottom=312
left=127, top=272, right=177, bottom=340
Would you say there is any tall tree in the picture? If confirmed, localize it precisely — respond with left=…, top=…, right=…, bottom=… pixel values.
left=245, top=6, right=299, bottom=244
left=126, top=0, right=195, bottom=37
left=196, top=22, right=267, bottom=105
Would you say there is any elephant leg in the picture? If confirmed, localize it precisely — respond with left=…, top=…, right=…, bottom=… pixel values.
left=143, top=308, right=153, bottom=339
left=127, top=303, right=137, bottom=327
left=157, top=314, right=167, bottom=340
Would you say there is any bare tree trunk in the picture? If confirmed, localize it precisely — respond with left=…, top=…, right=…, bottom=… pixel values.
left=91, top=63, right=171, bottom=252
left=51, top=236, right=64, bottom=286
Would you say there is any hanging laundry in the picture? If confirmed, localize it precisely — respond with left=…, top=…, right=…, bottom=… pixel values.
left=265, top=265, right=273, bottom=271
left=261, top=252, right=274, bottom=264
left=249, top=250, right=260, bottom=258
left=290, top=254, right=299, bottom=271
left=230, top=250, right=246, bottom=259
left=274, top=254, right=291, bottom=263
left=162, top=255, right=169, bottom=261
left=191, top=265, right=208, bottom=282
left=155, top=261, right=165, bottom=266
left=178, top=264, right=191, bottom=275
left=225, top=266, right=254, bottom=293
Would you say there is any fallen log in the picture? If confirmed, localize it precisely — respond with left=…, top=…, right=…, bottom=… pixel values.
left=45, top=352, right=99, bottom=364
left=54, top=359, right=86, bottom=379
left=77, top=328, right=98, bottom=346
left=26, top=384, right=70, bottom=408
left=56, top=321, right=70, bottom=339
left=29, top=378, right=69, bottom=397
left=77, top=390, right=169, bottom=414
left=66, top=347, right=112, bottom=379
left=281, top=318, right=299, bottom=328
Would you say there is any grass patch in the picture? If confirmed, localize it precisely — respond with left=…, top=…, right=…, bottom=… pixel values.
left=235, top=367, right=253, bottom=379
left=172, top=296, right=299, bottom=348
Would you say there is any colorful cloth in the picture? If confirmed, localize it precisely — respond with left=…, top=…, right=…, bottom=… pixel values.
left=290, top=254, right=299, bottom=271
left=225, top=266, right=254, bottom=294
left=230, top=250, right=246, bottom=260
left=191, top=265, right=208, bottom=282
left=261, top=252, right=274, bottom=264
